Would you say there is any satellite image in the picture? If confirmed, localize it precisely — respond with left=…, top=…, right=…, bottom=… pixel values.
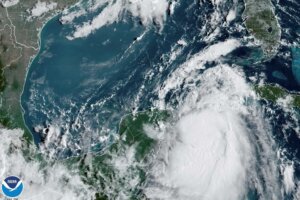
left=0, top=0, right=299, bottom=199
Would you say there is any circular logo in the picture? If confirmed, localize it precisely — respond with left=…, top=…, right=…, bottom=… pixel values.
left=1, top=176, right=24, bottom=198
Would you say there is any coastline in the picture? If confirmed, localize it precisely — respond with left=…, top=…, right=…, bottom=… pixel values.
left=20, top=14, right=63, bottom=144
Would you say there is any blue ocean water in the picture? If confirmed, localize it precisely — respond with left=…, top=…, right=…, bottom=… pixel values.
left=22, top=1, right=217, bottom=149
left=23, top=0, right=242, bottom=148
left=22, top=16, right=149, bottom=147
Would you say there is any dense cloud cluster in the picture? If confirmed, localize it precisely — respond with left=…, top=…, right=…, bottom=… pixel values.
left=61, top=0, right=171, bottom=39
left=0, top=129, right=95, bottom=200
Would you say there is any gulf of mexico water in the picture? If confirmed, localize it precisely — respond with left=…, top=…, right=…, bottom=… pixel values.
left=22, top=1, right=218, bottom=157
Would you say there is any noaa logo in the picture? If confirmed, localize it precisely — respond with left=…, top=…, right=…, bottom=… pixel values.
left=1, top=176, right=23, bottom=198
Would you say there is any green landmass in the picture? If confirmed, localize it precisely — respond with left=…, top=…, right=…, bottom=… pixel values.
left=243, top=0, right=281, bottom=56
left=119, top=110, right=170, bottom=160
left=0, top=0, right=79, bottom=142
left=255, top=84, right=300, bottom=108
left=63, top=110, right=170, bottom=200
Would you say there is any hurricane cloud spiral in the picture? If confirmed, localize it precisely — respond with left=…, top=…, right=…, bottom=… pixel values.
left=145, top=64, right=281, bottom=199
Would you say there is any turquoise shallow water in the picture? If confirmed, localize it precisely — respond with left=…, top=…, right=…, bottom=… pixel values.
left=292, top=48, right=300, bottom=84
left=272, top=71, right=287, bottom=81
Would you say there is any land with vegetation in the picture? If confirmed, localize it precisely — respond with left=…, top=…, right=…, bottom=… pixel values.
left=63, top=110, right=170, bottom=200
left=243, top=0, right=281, bottom=56
left=255, top=84, right=300, bottom=108
left=0, top=0, right=79, bottom=141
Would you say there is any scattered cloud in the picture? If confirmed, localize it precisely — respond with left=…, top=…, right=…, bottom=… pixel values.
left=28, top=1, right=57, bottom=19
left=62, top=0, right=171, bottom=40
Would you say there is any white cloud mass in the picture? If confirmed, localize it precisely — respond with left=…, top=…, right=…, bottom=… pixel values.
left=146, top=64, right=282, bottom=199
left=62, top=0, right=170, bottom=40
left=0, top=128, right=95, bottom=200
left=143, top=37, right=283, bottom=199
left=0, top=0, right=19, bottom=7
left=29, top=1, right=57, bottom=18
